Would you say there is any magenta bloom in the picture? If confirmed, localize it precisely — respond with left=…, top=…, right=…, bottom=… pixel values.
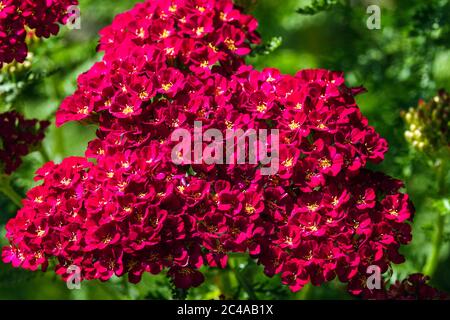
left=0, top=0, right=78, bottom=66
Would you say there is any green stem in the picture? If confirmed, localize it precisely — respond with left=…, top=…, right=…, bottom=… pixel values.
left=54, top=127, right=66, bottom=159
left=39, top=146, right=52, bottom=163
left=172, top=288, right=189, bottom=300
left=229, top=259, right=258, bottom=300
left=296, top=283, right=312, bottom=300
left=121, top=276, right=131, bottom=299
left=0, top=176, right=23, bottom=207
left=219, top=266, right=234, bottom=299
left=423, top=160, right=448, bottom=277
left=423, top=212, right=445, bottom=277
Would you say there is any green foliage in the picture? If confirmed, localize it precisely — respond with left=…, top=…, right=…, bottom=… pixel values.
left=251, top=36, right=283, bottom=57
left=297, top=0, right=339, bottom=15
left=0, top=266, right=36, bottom=288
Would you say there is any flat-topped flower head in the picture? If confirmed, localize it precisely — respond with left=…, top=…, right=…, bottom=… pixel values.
left=4, top=0, right=414, bottom=294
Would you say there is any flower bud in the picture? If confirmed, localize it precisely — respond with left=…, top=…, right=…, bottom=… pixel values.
left=403, top=90, right=450, bottom=153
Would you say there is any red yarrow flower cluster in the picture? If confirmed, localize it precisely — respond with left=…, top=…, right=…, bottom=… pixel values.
left=3, top=0, right=414, bottom=294
left=0, top=111, right=49, bottom=174
left=0, top=0, right=78, bottom=66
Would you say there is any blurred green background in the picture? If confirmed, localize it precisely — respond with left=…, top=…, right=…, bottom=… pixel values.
left=0, top=0, right=449, bottom=299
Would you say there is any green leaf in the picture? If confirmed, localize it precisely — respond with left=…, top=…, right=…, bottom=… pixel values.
left=251, top=36, right=282, bottom=57
left=297, top=0, right=339, bottom=15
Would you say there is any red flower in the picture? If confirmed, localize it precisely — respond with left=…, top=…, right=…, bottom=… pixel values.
left=168, top=266, right=205, bottom=289
left=352, top=273, right=449, bottom=300
left=0, top=111, right=49, bottom=174
left=0, top=0, right=78, bottom=66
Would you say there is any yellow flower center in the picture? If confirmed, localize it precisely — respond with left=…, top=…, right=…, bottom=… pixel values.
left=165, top=47, right=175, bottom=55
left=282, top=157, right=294, bottom=168
left=224, top=38, right=237, bottom=51
left=195, top=27, right=204, bottom=36
left=36, top=227, right=45, bottom=237
left=225, top=120, right=233, bottom=129
left=139, top=90, right=148, bottom=100
left=307, top=203, right=319, bottom=212
left=331, top=196, right=339, bottom=206
left=285, top=236, right=293, bottom=245
left=161, top=82, right=173, bottom=92
left=209, top=43, right=218, bottom=52
left=160, top=29, right=170, bottom=39
left=102, top=235, right=112, bottom=244
left=389, top=209, right=399, bottom=216
left=319, top=158, right=332, bottom=168
left=257, top=104, right=267, bottom=113
left=124, top=207, right=132, bottom=213
left=60, top=178, right=72, bottom=186
left=245, top=203, right=256, bottom=215
left=136, top=27, right=145, bottom=39
left=77, top=106, right=89, bottom=115
left=288, top=120, right=300, bottom=130
left=122, top=105, right=134, bottom=115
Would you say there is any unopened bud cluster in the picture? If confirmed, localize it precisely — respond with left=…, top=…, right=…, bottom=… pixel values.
left=403, top=90, right=450, bottom=152
left=1, top=52, right=33, bottom=74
